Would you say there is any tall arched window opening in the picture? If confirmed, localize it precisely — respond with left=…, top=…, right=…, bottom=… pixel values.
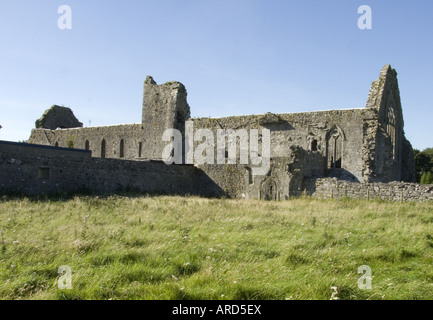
left=101, top=139, right=106, bottom=158
left=120, top=139, right=124, bottom=158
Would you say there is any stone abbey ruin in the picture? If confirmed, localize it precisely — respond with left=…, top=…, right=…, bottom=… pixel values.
left=2, top=64, right=432, bottom=201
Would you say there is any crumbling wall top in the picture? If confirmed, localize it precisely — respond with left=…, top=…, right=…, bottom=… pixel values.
left=35, top=105, right=83, bottom=130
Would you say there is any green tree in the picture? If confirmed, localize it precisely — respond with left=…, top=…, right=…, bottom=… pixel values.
left=423, top=148, right=433, bottom=160
left=420, top=171, right=433, bottom=185
left=414, top=148, right=433, bottom=183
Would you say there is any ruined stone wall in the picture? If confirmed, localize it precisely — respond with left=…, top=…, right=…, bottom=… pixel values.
left=28, top=124, right=143, bottom=160
left=35, top=105, right=83, bottom=130
left=28, top=106, right=371, bottom=187
left=26, top=64, right=416, bottom=199
left=1, top=141, right=427, bottom=201
left=197, top=163, right=250, bottom=199
left=0, top=141, right=222, bottom=197
left=28, top=77, right=193, bottom=162
left=309, top=178, right=433, bottom=202
left=365, top=64, right=415, bottom=183
left=192, top=108, right=369, bottom=180
left=190, top=108, right=371, bottom=199
left=197, top=157, right=306, bottom=200
left=141, top=76, right=191, bottom=161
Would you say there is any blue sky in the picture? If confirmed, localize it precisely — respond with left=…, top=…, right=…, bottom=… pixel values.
left=0, top=0, right=432, bottom=150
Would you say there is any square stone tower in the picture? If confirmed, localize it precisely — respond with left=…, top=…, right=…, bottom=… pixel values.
left=141, top=76, right=191, bottom=160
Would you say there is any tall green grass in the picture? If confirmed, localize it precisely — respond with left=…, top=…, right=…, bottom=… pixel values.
left=0, top=195, right=432, bottom=300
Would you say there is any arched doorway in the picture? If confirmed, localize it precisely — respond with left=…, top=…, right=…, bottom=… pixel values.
left=260, top=178, right=278, bottom=201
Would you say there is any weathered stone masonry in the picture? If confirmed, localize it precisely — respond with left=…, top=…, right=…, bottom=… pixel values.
left=29, top=124, right=143, bottom=159
left=309, top=178, right=433, bottom=202
left=14, top=64, right=425, bottom=200
left=0, top=140, right=222, bottom=197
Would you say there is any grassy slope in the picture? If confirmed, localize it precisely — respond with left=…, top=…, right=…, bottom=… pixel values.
left=0, top=195, right=432, bottom=300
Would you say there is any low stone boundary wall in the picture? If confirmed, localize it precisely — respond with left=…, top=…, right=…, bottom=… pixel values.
left=0, top=140, right=223, bottom=197
left=309, top=178, right=433, bottom=202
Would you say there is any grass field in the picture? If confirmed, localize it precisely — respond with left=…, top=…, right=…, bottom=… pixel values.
left=0, top=194, right=432, bottom=300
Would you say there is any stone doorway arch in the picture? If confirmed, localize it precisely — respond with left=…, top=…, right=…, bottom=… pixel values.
left=260, top=178, right=278, bottom=201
